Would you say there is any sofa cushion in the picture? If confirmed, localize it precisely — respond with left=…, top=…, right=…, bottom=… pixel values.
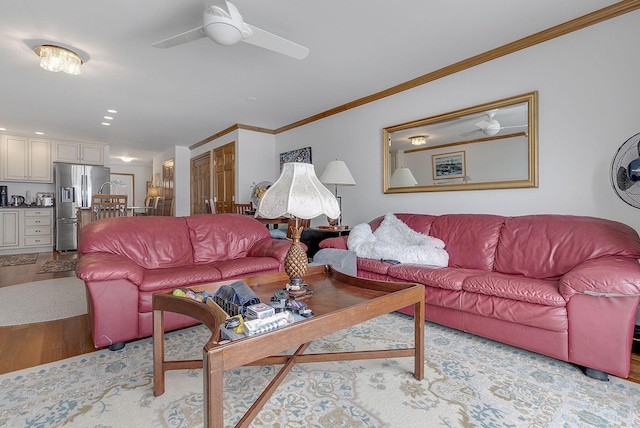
left=459, top=292, right=568, bottom=332
left=213, top=257, right=280, bottom=279
left=462, top=272, right=565, bottom=307
left=494, top=215, right=640, bottom=279
left=388, top=265, right=485, bottom=291
left=429, top=214, right=505, bottom=270
left=78, top=216, right=194, bottom=269
left=138, top=265, right=223, bottom=292
left=185, top=214, right=271, bottom=263
left=357, top=258, right=395, bottom=275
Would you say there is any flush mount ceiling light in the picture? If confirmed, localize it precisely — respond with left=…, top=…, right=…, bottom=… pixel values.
left=410, top=135, right=428, bottom=146
left=34, top=45, right=83, bottom=75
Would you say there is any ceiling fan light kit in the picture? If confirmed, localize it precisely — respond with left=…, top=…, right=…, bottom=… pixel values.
left=204, top=2, right=252, bottom=45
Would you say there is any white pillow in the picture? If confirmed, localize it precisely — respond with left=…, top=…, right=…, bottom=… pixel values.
left=373, top=213, right=445, bottom=248
left=346, top=214, right=448, bottom=266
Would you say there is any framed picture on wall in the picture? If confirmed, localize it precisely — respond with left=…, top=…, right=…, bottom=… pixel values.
left=110, top=173, right=134, bottom=206
left=432, top=151, right=466, bottom=180
left=279, top=147, right=312, bottom=171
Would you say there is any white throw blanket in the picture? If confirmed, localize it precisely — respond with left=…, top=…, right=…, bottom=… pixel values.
left=347, top=213, right=449, bottom=266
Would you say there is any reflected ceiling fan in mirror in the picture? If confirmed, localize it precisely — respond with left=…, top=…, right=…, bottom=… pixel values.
left=152, top=0, right=310, bottom=60
left=611, top=131, right=640, bottom=208
left=461, top=109, right=526, bottom=137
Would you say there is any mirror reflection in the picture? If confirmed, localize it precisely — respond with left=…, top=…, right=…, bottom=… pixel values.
left=383, top=92, right=538, bottom=193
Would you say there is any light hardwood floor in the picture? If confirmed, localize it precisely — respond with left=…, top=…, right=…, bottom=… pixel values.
left=1, top=251, right=640, bottom=383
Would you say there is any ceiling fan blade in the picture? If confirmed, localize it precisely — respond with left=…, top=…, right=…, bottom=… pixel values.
left=243, top=24, right=309, bottom=59
left=474, top=120, right=490, bottom=129
left=461, top=129, right=482, bottom=137
left=153, top=26, right=206, bottom=48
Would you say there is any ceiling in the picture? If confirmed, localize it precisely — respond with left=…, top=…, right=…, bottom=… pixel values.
left=0, top=0, right=621, bottom=166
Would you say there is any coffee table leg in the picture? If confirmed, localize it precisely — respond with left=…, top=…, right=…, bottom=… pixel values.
left=153, top=309, right=165, bottom=396
left=204, top=348, right=224, bottom=428
left=414, top=299, right=425, bottom=380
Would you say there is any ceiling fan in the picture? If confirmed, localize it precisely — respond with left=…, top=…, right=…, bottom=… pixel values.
left=462, top=110, right=526, bottom=137
left=152, top=0, right=309, bottom=60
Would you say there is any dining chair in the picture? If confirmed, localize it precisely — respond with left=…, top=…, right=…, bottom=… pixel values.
left=232, top=202, right=253, bottom=215
left=162, top=197, right=174, bottom=216
left=91, top=194, right=128, bottom=221
left=152, top=196, right=164, bottom=216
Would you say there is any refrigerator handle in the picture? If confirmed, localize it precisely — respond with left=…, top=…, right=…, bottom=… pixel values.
left=82, top=175, right=87, bottom=207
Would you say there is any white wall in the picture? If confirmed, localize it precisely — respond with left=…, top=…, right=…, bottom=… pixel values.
left=274, top=10, right=640, bottom=232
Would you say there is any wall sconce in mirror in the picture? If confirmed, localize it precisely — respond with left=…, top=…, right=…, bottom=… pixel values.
left=383, top=92, right=538, bottom=193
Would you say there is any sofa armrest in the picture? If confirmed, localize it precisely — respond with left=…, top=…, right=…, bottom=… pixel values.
left=76, top=253, right=144, bottom=286
left=319, top=236, right=349, bottom=250
left=248, top=238, right=296, bottom=263
left=559, top=256, right=640, bottom=299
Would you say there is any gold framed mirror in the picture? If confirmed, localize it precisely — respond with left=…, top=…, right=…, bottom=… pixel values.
left=383, top=91, right=538, bottom=193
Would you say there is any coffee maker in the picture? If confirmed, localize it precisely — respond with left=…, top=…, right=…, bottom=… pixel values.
left=0, top=186, right=7, bottom=207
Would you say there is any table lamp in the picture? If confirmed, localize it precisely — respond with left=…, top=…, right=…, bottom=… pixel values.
left=256, top=162, right=340, bottom=291
left=390, top=167, right=418, bottom=187
left=319, top=160, right=356, bottom=226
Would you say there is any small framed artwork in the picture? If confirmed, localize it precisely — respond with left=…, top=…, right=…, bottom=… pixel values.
left=279, top=147, right=312, bottom=171
left=432, top=151, right=466, bottom=180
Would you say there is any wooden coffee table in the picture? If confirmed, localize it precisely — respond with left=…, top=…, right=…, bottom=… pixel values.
left=153, top=264, right=425, bottom=428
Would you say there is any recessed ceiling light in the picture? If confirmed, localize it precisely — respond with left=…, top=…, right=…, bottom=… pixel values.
left=120, top=156, right=134, bottom=162
left=245, top=97, right=257, bottom=102
left=0, top=128, right=6, bottom=131
left=35, top=131, right=44, bottom=135
left=101, top=122, right=111, bottom=126
left=107, top=109, right=118, bottom=114
left=103, top=116, right=113, bottom=120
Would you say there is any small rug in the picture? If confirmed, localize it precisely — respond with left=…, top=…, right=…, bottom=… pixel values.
left=0, top=313, right=639, bottom=427
left=0, top=253, right=37, bottom=267
left=36, top=258, right=77, bottom=274
left=0, top=277, right=86, bottom=326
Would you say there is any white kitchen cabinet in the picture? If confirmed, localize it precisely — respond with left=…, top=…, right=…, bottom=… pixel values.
left=54, top=140, right=105, bottom=165
left=0, top=208, right=53, bottom=254
left=0, top=210, right=19, bottom=247
left=22, top=208, right=53, bottom=248
left=1, top=135, right=52, bottom=182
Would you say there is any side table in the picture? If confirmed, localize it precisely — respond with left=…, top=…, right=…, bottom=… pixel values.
left=300, top=227, right=350, bottom=258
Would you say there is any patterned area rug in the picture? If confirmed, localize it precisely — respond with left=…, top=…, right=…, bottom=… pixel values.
left=0, top=312, right=639, bottom=427
left=36, top=258, right=77, bottom=274
left=0, top=253, right=37, bottom=267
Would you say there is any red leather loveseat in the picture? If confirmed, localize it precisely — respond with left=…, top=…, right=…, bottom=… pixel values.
left=320, top=213, right=640, bottom=379
left=76, top=213, right=294, bottom=349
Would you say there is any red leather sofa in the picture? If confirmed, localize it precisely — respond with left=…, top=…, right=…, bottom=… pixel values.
left=76, top=213, right=294, bottom=349
left=320, top=213, right=640, bottom=379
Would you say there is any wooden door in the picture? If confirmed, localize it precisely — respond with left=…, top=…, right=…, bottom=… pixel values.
left=213, top=142, right=235, bottom=213
left=190, top=152, right=211, bottom=215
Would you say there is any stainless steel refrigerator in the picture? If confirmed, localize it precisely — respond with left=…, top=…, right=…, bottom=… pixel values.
left=54, top=163, right=111, bottom=251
